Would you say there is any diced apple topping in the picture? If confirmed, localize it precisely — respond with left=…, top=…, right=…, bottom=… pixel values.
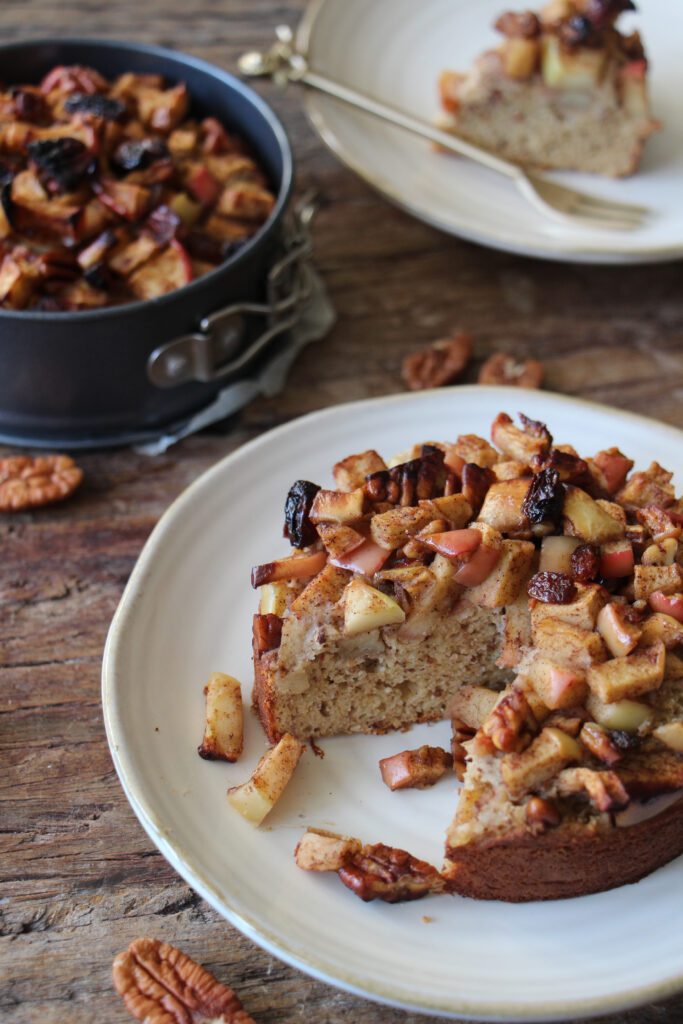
left=343, top=578, right=405, bottom=636
left=502, top=37, right=540, bottom=79
left=330, top=539, right=390, bottom=576
left=525, top=659, right=587, bottom=711
left=370, top=506, right=434, bottom=551
left=563, top=486, right=625, bottom=544
left=596, top=602, right=642, bottom=659
left=587, top=641, right=666, bottom=703
left=453, top=433, right=500, bottom=468
left=653, top=722, right=683, bottom=754
left=531, top=583, right=607, bottom=634
left=294, top=829, right=361, bottom=871
left=453, top=537, right=502, bottom=587
left=251, top=550, right=327, bottom=589
left=418, top=493, right=473, bottom=528
left=541, top=35, right=606, bottom=89
left=258, top=581, right=290, bottom=617
left=450, top=685, right=501, bottom=730
left=533, top=616, right=607, bottom=667
left=227, top=733, right=305, bottom=826
left=467, top=538, right=535, bottom=607
left=501, top=727, right=582, bottom=801
left=315, top=522, right=365, bottom=559
left=633, top=564, right=683, bottom=602
left=420, top=527, right=481, bottom=560
left=491, top=412, right=551, bottom=464
left=639, top=612, right=683, bottom=650
left=333, top=449, right=387, bottom=492
left=585, top=693, right=653, bottom=734
left=309, top=487, right=366, bottom=525
left=197, top=672, right=243, bottom=763
left=478, top=478, right=531, bottom=533
left=641, top=538, right=679, bottom=567
left=539, top=534, right=580, bottom=574
left=648, top=590, right=683, bottom=623
left=600, top=540, right=634, bottom=579
left=379, top=745, right=452, bottom=790
left=593, top=448, right=634, bottom=494
left=617, top=462, right=675, bottom=511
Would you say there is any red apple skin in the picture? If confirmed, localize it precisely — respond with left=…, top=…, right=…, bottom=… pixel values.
left=422, top=529, right=481, bottom=560
left=187, top=165, right=220, bottom=206
left=549, top=667, right=586, bottom=708
left=600, top=542, right=634, bottom=578
left=454, top=542, right=501, bottom=586
left=251, top=550, right=327, bottom=588
left=169, top=239, right=193, bottom=286
left=331, top=539, right=390, bottom=577
left=593, top=449, right=634, bottom=494
left=622, top=59, right=647, bottom=79
left=649, top=591, right=683, bottom=623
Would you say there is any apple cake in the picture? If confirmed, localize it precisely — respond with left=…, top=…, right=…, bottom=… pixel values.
left=437, top=0, right=660, bottom=177
left=250, top=411, right=683, bottom=900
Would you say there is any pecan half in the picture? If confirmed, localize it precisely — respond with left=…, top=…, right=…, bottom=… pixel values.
left=525, top=795, right=561, bottom=833
left=452, top=717, right=476, bottom=780
left=365, top=448, right=446, bottom=506
left=481, top=687, right=538, bottom=753
left=0, top=454, right=83, bottom=511
left=478, top=353, right=544, bottom=388
left=379, top=745, right=452, bottom=790
left=401, top=331, right=472, bottom=391
left=112, top=937, right=255, bottom=1024
left=338, top=843, right=447, bottom=903
left=461, top=462, right=495, bottom=515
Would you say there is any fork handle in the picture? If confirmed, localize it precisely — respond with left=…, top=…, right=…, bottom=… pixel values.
left=301, top=67, right=523, bottom=183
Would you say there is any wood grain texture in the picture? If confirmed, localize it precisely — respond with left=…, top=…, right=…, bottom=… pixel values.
left=1, top=1, right=682, bottom=1021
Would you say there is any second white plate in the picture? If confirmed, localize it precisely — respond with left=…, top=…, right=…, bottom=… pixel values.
left=103, top=387, right=683, bottom=1021
left=298, top=0, right=683, bottom=264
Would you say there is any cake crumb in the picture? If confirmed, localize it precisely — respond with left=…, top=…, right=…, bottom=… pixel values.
left=422, top=915, right=434, bottom=924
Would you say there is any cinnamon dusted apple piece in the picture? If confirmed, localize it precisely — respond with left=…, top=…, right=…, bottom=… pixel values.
left=315, top=521, right=365, bottom=559
left=309, top=487, right=366, bottom=525
left=586, top=641, right=666, bottom=703
left=491, top=412, right=552, bottom=464
left=227, top=732, right=305, bottom=826
left=453, top=433, right=500, bottom=469
left=333, top=449, right=387, bottom=492
left=539, top=535, right=581, bottom=574
left=379, top=745, right=453, bottom=790
left=251, top=549, right=327, bottom=588
left=554, top=767, right=629, bottom=812
left=478, top=478, right=531, bottom=533
left=633, top=564, right=683, bottom=602
left=648, top=592, right=683, bottom=625
left=418, top=493, right=473, bottom=528
left=563, top=486, right=625, bottom=544
left=617, top=462, right=676, bottom=510
left=466, top=538, right=536, bottom=607
left=596, top=602, right=642, bottom=657
left=501, top=726, right=582, bottom=800
left=531, top=582, right=608, bottom=634
left=294, top=829, right=361, bottom=871
left=342, top=578, right=406, bottom=636
left=370, top=505, right=435, bottom=550
left=585, top=692, right=653, bottom=734
left=593, top=447, right=634, bottom=494
left=197, top=672, right=244, bottom=762
left=653, top=722, right=683, bottom=754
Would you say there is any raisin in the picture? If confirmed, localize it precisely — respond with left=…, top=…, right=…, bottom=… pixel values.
left=559, top=15, right=600, bottom=46
left=28, top=138, right=94, bottom=191
left=528, top=571, right=577, bottom=604
left=570, top=543, right=601, bottom=582
left=522, top=468, right=564, bottom=525
left=461, top=463, right=494, bottom=515
left=610, top=729, right=641, bottom=752
left=64, top=92, right=126, bottom=121
left=533, top=448, right=589, bottom=485
left=284, top=480, right=320, bottom=548
left=112, top=137, right=169, bottom=172
left=11, top=87, right=48, bottom=123
left=83, top=262, right=111, bottom=290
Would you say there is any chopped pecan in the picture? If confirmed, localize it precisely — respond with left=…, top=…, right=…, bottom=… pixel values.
left=338, top=843, right=447, bottom=903
left=112, top=937, right=255, bottom=1024
left=0, top=454, right=83, bottom=511
left=401, top=330, right=472, bottom=390
left=451, top=717, right=476, bottom=780
left=284, top=479, right=321, bottom=548
left=252, top=613, right=282, bottom=654
left=478, top=352, right=544, bottom=387
left=525, top=795, right=561, bottom=833
left=379, top=745, right=452, bottom=790
left=494, top=10, right=541, bottom=37
left=528, top=570, right=577, bottom=604
left=554, top=767, right=629, bottom=812
left=461, top=462, right=495, bottom=515
left=522, top=468, right=564, bottom=525
left=579, top=721, right=623, bottom=766
left=570, top=543, right=601, bottom=583
left=481, top=687, right=538, bottom=753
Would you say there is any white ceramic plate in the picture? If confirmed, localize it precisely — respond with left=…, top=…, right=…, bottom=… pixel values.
left=297, top=0, right=683, bottom=264
left=103, top=387, right=683, bottom=1021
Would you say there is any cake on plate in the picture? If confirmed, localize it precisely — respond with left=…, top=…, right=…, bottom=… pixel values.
left=438, top=0, right=660, bottom=176
left=250, top=410, right=683, bottom=900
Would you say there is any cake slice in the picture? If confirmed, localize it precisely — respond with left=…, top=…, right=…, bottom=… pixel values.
left=438, top=0, right=660, bottom=176
left=250, top=411, right=683, bottom=901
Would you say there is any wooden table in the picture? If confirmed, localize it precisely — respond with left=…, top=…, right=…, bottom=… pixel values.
left=2, top=2, right=682, bottom=1021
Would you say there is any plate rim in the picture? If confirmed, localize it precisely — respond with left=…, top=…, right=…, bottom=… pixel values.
left=102, top=386, right=683, bottom=1021
left=296, top=0, right=683, bottom=266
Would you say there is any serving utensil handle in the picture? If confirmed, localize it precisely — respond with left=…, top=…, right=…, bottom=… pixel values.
left=238, top=26, right=523, bottom=184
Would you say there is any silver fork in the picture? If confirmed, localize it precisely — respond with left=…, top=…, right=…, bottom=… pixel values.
left=239, top=26, right=649, bottom=232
